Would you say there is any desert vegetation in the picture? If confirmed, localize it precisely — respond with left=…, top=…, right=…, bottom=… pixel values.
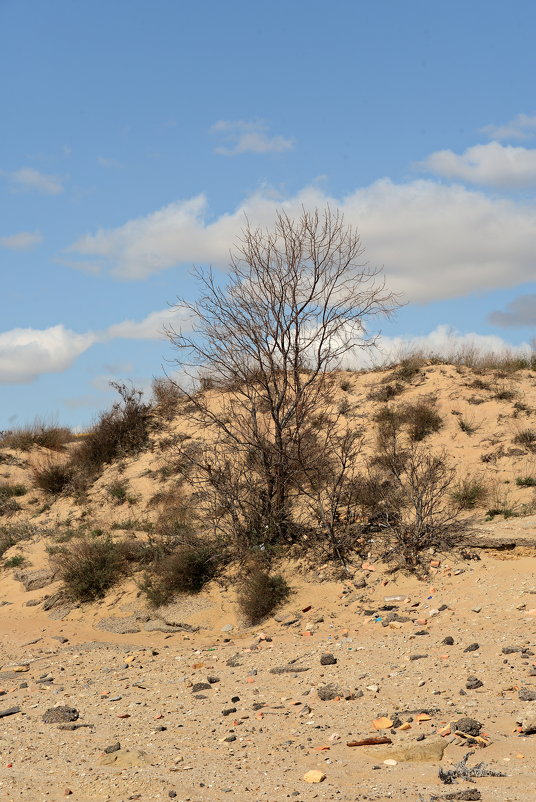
left=1, top=209, right=535, bottom=612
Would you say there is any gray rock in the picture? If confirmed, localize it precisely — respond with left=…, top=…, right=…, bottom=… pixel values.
left=453, top=717, right=482, bottom=736
left=518, top=687, right=536, bottom=702
left=14, top=568, right=56, bottom=592
left=463, top=643, right=480, bottom=653
left=320, top=653, right=337, bottom=666
left=191, top=682, right=211, bottom=693
left=96, top=616, right=141, bottom=635
left=269, top=665, right=311, bottom=674
left=103, top=742, right=121, bottom=754
left=317, top=683, right=352, bottom=701
left=465, top=676, right=483, bottom=690
left=42, top=706, right=79, bottom=724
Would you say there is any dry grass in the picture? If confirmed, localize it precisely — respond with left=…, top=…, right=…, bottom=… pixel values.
left=30, top=455, right=75, bottom=494
left=0, top=421, right=72, bottom=451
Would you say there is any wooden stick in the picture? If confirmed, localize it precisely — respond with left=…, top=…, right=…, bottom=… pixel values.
left=347, top=736, right=392, bottom=747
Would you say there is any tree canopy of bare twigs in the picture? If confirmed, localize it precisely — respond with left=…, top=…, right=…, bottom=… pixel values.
left=167, top=208, right=398, bottom=555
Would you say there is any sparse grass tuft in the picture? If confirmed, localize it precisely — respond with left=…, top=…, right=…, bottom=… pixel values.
left=0, top=483, right=27, bottom=499
left=107, top=479, right=129, bottom=504
left=0, top=523, right=38, bottom=558
left=4, top=554, right=25, bottom=568
left=451, top=476, right=488, bottom=509
left=457, top=416, right=479, bottom=435
left=516, top=476, right=536, bottom=487
left=513, top=428, right=536, bottom=449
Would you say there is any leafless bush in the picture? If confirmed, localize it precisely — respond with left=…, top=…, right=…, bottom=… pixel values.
left=166, top=208, right=397, bottom=552
left=370, top=411, right=471, bottom=568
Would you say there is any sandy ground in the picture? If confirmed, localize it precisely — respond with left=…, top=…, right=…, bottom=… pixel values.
left=1, top=363, right=535, bottom=800
left=0, top=544, right=534, bottom=802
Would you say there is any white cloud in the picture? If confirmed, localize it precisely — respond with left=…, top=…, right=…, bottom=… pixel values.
left=0, top=326, right=97, bottom=384
left=105, top=306, right=195, bottom=341
left=5, top=167, right=64, bottom=195
left=0, top=231, right=43, bottom=251
left=417, top=141, right=536, bottom=188
left=67, top=180, right=536, bottom=303
left=97, top=156, right=123, bottom=168
left=211, top=119, right=294, bottom=155
left=481, top=113, right=536, bottom=141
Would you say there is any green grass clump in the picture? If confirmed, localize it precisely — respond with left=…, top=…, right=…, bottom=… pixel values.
left=516, top=476, right=536, bottom=488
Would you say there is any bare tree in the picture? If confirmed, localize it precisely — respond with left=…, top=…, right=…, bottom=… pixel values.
left=167, top=208, right=398, bottom=550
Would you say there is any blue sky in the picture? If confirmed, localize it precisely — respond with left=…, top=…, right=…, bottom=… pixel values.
left=1, top=0, right=535, bottom=429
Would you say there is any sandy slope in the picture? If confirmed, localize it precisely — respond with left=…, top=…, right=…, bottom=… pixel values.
left=0, top=362, right=535, bottom=801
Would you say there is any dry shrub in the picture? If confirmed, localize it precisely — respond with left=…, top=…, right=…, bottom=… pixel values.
left=30, top=454, right=75, bottom=494
left=402, top=398, right=443, bottom=441
left=369, top=382, right=405, bottom=402
left=52, top=536, right=128, bottom=601
left=139, top=538, right=221, bottom=607
left=0, top=421, right=71, bottom=451
left=393, top=356, right=426, bottom=383
left=238, top=569, right=291, bottom=625
left=374, top=397, right=442, bottom=445
left=152, top=377, right=182, bottom=419
left=72, top=383, right=151, bottom=477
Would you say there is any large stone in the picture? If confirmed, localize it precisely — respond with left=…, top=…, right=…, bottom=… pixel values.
left=42, top=706, right=79, bottom=724
left=517, top=702, right=536, bottom=733
left=14, top=568, right=56, bottom=592
left=366, top=738, right=448, bottom=763
left=98, top=749, right=150, bottom=768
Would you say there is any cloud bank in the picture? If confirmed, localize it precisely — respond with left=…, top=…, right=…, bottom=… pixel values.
left=67, top=180, right=536, bottom=303
left=489, top=294, right=536, bottom=328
